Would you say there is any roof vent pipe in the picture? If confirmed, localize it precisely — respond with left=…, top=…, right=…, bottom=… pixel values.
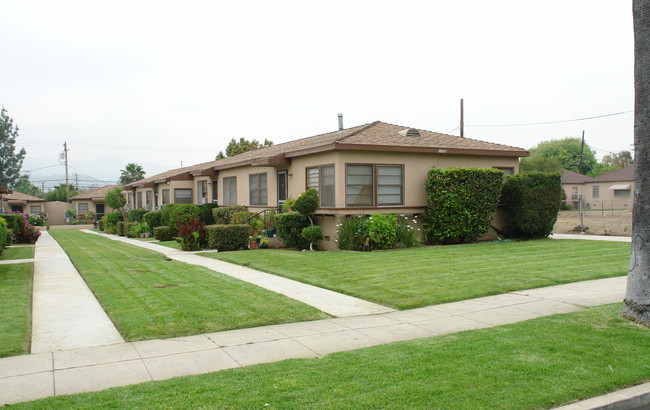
left=337, top=113, right=344, bottom=131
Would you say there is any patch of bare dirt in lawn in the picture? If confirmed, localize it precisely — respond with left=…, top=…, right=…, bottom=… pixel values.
left=553, top=210, right=632, bottom=237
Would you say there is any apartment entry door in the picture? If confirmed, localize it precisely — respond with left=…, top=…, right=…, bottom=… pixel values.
left=277, top=170, right=288, bottom=212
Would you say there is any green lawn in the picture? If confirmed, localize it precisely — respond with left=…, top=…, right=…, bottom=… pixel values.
left=0, top=262, right=32, bottom=357
left=16, top=304, right=650, bottom=409
left=0, top=246, right=34, bottom=260
left=49, top=230, right=328, bottom=341
left=203, top=239, right=631, bottom=310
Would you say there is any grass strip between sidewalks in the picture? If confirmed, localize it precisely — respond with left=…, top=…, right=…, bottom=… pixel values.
left=204, top=239, right=631, bottom=310
left=0, top=261, right=32, bottom=357
left=49, top=230, right=328, bottom=341
left=16, top=304, right=650, bottom=409
left=0, top=246, right=34, bottom=260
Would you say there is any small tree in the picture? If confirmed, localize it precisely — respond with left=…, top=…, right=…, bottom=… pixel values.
left=119, top=163, right=146, bottom=184
left=215, top=137, right=273, bottom=159
left=301, top=225, right=323, bottom=251
left=104, top=187, right=128, bottom=221
left=13, top=175, right=42, bottom=197
left=0, top=108, right=26, bottom=188
left=294, top=188, right=319, bottom=225
left=45, top=183, right=79, bottom=202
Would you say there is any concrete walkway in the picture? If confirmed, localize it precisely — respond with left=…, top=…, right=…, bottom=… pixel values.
left=0, top=274, right=629, bottom=405
left=0, top=258, right=34, bottom=265
left=31, top=232, right=124, bottom=353
left=81, top=230, right=394, bottom=317
left=550, top=233, right=632, bottom=242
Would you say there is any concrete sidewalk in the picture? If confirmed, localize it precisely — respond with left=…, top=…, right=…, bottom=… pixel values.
left=30, top=232, right=124, bottom=353
left=0, top=275, right=629, bottom=405
left=550, top=233, right=632, bottom=242
left=82, top=230, right=394, bottom=317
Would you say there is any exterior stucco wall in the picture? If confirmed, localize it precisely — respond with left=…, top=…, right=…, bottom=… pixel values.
left=217, top=166, right=279, bottom=211
left=43, top=201, right=71, bottom=225
left=562, top=181, right=635, bottom=210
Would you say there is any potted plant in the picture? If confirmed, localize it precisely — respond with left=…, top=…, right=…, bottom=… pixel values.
left=259, top=237, right=271, bottom=249
left=249, top=235, right=258, bottom=249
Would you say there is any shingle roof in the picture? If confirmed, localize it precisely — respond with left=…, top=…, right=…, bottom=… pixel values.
left=70, top=185, right=121, bottom=201
left=561, top=170, right=595, bottom=184
left=127, top=121, right=529, bottom=187
left=1, top=191, right=45, bottom=202
left=592, top=165, right=634, bottom=182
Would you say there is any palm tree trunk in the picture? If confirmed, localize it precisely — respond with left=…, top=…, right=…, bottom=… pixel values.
left=624, top=0, right=650, bottom=326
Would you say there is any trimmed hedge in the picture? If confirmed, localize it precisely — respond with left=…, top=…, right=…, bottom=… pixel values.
left=161, top=203, right=181, bottom=226
left=143, top=210, right=163, bottom=230
left=501, top=172, right=562, bottom=239
left=275, top=211, right=310, bottom=250
left=0, top=214, right=20, bottom=232
left=205, top=224, right=249, bottom=251
left=294, top=188, right=319, bottom=216
left=154, top=226, right=177, bottom=241
left=212, top=205, right=248, bottom=225
left=200, top=203, right=219, bottom=225
left=97, top=219, right=105, bottom=231
left=0, top=218, right=8, bottom=255
left=423, top=167, right=504, bottom=244
left=167, top=204, right=202, bottom=228
left=127, top=208, right=148, bottom=223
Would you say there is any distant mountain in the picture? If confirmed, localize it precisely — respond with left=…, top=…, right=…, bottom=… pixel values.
left=21, top=156, right=171, bottom=191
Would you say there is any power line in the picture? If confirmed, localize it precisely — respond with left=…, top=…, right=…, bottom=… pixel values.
left=466, top=110, right=633, bottom=128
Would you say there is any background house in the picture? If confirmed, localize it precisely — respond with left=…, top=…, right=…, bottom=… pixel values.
left=70, top=185, right=120, bottom=221
left=561, top=166, right=634, bottom=210
left=126, top=120, right=529, bottom=249
left=0, top=190, right=46, bottom=215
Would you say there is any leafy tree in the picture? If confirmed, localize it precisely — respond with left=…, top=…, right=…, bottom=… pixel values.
left=119, top=163, right=146, bottom=184
left=519, top=156, right=563, bottom=173
left=0, top=107, right=26, bottom=188
left=45, top=183, right=79, bottom=202
left=215, top=138, right=273, bottom=159
left=525, top=137, right=597, bottom=175
left=13, top=175, right=42, bottom=197
left=624, top=0, right=650, bottom=327
left=104, top=186, right=128, bottom=221
left=602, top=150, right=633, bottom=169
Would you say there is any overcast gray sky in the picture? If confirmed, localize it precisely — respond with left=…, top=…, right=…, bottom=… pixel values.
left=0, top=0, right=634, bottom=186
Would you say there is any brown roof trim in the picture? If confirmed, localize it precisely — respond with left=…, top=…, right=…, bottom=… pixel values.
left=213, top=160, right=254, bottom=171
left=190, top=168, right=218, bottom=177
left=333, top=143, right=529, bottom=157
left=169, top=172, right=193, bottom=181
left=251, top=154, right=290, bottom=167
left=284, top=144, right=338, bottom=159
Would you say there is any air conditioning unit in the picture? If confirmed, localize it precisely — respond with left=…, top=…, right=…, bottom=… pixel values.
left=200, top=198, right=207, bottom=205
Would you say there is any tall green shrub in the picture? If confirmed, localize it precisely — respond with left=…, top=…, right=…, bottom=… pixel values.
left=143, top=210, right=163, bottom=230
left=200, top=203, right=219, bottom=225
left=294, top=188, right=319, bottom=224
left=0, top=217, right=8, bottom=255
left=161, top=203, right=180, bottom=226
left=501, top=172, right=562, bottom=239
left=275, top=211, right=310, bottom=250
left=423, top=167, right=504, bottom=244
left=167, top=204, right=202, bottom=228
left=127, top=208, right=148, bottom=223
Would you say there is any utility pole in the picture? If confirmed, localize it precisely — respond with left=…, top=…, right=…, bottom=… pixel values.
left=460, top=99, right=465, bottom=138
left=63, top=142, right=69, bottom=202
left=578, top=130, right=585, bottom=174
left=75, top=173, right=78, bottom=189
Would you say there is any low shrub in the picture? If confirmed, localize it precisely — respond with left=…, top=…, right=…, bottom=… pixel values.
left=200, top=203, right=219, bottom=225
left=395, top=214, right=421, bottom=249
left=169, top=204, right=202, bottom=228
left=143, top=210, right=163, bottom=231
left=501, top=172, right=562, bottom=239
left=336, top=213, right=420, bottom=251
left=368, top=213, right=397, bottom=250
left=205, top=224, right=249, bottom=251
left=231, top=211, right=256, bottom=225
left=97, top=218, right=105, bottom=231
left=0, top=218, right=8, bottom=255
left=212, top=205, right=248, bottom=225
left=301, top=225, right=323, bottom=250
left=27, top=214, right=46, bottom=226
left=0, top=214, right=20, bottom=232
left=117, top=222, right=136, bottom=236
left=5, top=212, right=41, bottom=244
left=154, top=226, right=177, bottom=241
left=104, top=212, right=121, bottom=234
left=275, top=211, right=310, bottom=250
left=127, top=208, right=148, bottom=223
left=127, top=223, right=149, bottom=238
left=335, top=216, right=370, bottom=251
left=177, top=217, right=206, bottom=251
left=423, top=167, right=504, bottom=244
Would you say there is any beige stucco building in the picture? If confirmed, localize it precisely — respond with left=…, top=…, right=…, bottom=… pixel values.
left=0, top=190, right=46, bottom=215
left=561, top=166, right=634, bottom=210
left=70, top=185, right=121, bottom=221
left=125, top=120, right=529, bottom=249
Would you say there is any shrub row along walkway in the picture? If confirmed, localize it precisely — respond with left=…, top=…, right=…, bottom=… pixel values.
left=30, top=232, right=124, bottom=353
left=0, top=274, right=628, bottom=405
left=81, top=230, right=395, bottom=318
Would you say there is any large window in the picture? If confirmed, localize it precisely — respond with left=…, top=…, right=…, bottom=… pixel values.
left=197, top=180, right=208, bottom=204
left=346, top=165, right=374, bottom=206
left=223, top=177, right=237, bottom=206
left=249, top=173, right=268, bottom=206
left=306, top=165, right=335, bottom=207
left=78, top=203, right=89, bottom=214
left=593, top=185, right=600, bottom=198
left=377, top=165, right=403, bottom=206
left=346, top=164, right=404, bottom=207
left=174, top=189, right=192, bottom=204
left=615, top=189, right=631, bottom=197
left=30, top=205, right=42, bottom=215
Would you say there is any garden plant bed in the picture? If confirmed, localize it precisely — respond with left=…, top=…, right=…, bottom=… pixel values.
left=49, top=230, right=328, bottom=340
left=203, top=239, right=630, bottom=310
left=15, top=304, right=650, bottom=409
left=553, top=210, right=633, bottom=236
